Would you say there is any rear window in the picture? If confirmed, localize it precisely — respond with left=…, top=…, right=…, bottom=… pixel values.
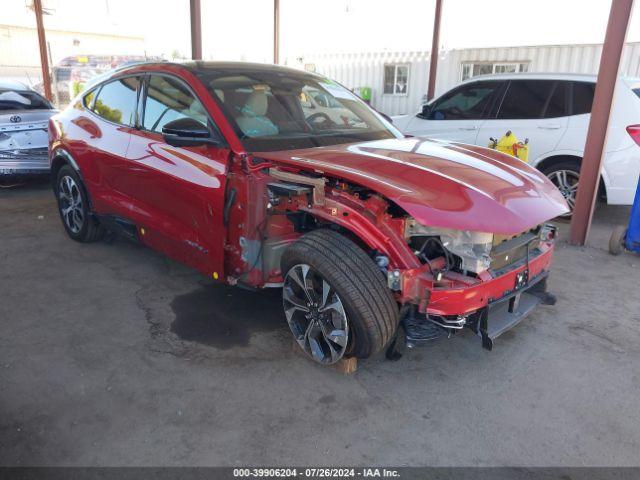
left=572, top=82, right=595, bottom=115
left=0, top=89, right=52, bottom=111
left=496, top=80, right=567, bottom=119
left=544, top=82, right=568, bottom=118
left=632, top=88, right=640, bottom=100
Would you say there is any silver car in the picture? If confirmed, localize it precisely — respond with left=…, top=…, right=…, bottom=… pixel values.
left=0, top=80, right=56, bottom=176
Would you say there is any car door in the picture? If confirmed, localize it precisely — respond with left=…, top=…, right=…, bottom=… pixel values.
left=124, top=73, right=229, bottom=277
left=402, top=80, right=503, bottom=144
left=476, top=79, right=570, bottom=163
left=72, top=76, right=142, bottom=213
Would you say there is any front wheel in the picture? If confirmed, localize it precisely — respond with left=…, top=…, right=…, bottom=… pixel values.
left=55, top=165, right=104, bottom=242
left=281, top=229, right=399, bottom=365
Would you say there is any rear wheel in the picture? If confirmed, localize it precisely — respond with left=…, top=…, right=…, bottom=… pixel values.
left=55, top=165, right=104, bottom=242
left=542, top=160, right=580, bottom=216
left=281, top=229, right=399, bottom=365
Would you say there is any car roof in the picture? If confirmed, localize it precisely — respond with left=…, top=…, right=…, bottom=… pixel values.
left=180, top=60, right=316, bottom=76
left=0, top=79, right=32, bottom=90
left=462, top=72, right=640, bottom=84
left=94, top=60, right=321, bottom=83
left=464, top=72, right=598, bottom=83
left=81, top=60, right=327, bottom=102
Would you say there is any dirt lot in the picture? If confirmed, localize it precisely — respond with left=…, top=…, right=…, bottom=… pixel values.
left=1, top=181, right=639, bottom=466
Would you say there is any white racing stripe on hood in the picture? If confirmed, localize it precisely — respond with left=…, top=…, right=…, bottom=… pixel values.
left=345, top=142, right=496, bottom=201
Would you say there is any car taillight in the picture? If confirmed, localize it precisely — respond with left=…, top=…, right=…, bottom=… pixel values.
left=626, top=124, right=640, bottom=146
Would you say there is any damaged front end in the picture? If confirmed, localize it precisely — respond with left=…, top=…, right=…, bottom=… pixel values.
left=226, top=153, right=562, bottom=357
left=389, top=219, right=559, bottom=354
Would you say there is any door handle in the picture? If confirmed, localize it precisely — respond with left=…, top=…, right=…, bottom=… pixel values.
left=458, top=126, right=478, bottom=131
left=538, top=125, right=562, bottom=130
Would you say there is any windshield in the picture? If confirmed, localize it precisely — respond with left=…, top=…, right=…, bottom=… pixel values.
left=196, top=68, right=401, bottom=152
left=0, top=89, right=52, bottom=111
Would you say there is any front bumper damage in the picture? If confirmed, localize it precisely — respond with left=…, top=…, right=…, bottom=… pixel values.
left=464, top=273, right=556, bottom=351
left=387, top=240, right=557, bottom=357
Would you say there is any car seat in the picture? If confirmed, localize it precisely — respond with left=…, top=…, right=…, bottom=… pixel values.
left=187, top=98, right=208, bottom=126
left=236, top=90, right=279, bottom=137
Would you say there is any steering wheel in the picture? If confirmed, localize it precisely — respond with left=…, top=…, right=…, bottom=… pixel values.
left=306, top=112, right=338, bottom=130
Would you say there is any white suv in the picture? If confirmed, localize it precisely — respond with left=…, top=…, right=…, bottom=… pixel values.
left=393, top=73, right=640, bottom=211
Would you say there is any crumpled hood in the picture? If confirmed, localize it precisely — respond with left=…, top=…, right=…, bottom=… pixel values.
left=259, top=137, right=569, bottom=235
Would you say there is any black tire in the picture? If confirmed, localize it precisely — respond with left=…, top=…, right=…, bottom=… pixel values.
left=281, top=229, right=399, bottom=360
left=541, top=159, right=581, bottom=216
left=55, top=165, right=104, bottom=242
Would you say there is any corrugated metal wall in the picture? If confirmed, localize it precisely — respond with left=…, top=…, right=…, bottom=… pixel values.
left=288, top=42, right=640, bottom=116
left=290, top=50, right=430, bottom=116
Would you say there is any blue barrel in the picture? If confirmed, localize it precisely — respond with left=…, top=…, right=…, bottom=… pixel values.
left=625, top=176, right=640, bottom=253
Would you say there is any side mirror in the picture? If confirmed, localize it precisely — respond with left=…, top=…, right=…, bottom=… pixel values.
left=418, top=104, right=432, bottom=119
left=161, top=117, right=220, bottom=147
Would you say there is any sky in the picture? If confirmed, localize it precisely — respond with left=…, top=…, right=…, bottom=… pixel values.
left=5, top=0, right=640, bottom=63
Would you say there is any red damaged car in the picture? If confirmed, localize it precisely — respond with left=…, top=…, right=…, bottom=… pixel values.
left=49, top=62, right=568, bottom=365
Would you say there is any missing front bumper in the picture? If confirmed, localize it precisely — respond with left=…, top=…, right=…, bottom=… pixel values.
left=385, top=262, right=558, bottom=360
left=466, top=274, right=555, bottom=351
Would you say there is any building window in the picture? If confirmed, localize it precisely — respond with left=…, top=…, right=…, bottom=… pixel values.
left=461, top=62, right=529, bottom=81
left=384, top=64, right=409, bottom=95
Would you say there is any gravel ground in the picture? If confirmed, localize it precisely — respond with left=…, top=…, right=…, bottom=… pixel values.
left=1, top=181, right=639, bottom=467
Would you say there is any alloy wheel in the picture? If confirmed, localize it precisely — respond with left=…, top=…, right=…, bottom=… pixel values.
left=547, top=169, right=579, bottom=213
left=58, top=175, right=84, bottom=234
left=283, top=263, right=349, bottom=365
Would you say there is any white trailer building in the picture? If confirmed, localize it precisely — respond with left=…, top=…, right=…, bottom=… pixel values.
left=288, top=42, right=640, bottom=116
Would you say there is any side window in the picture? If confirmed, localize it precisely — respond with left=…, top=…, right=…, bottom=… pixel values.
left=543, top=81, right=568, bottom=118
left=572, top=82, right=595, bottom=115
left=91, top=77, right=140, bottom=126
left=497, top=80, right=555, bottom=119
left=82, top=88, right=96, bottom=109
left=143, top=75, right=207, bottom=133
left=428, top=81, right=500, bottom=120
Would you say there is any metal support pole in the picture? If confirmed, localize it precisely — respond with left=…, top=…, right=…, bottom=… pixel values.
left=569, top=0, right=634, bottom=245
left=33, top=0, right=52, bottom=101
left=274, top=0, right=280, bottom=64
left=427, top=0, right=442, bottom=101
left=190, top=0, right=202, bottom=60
